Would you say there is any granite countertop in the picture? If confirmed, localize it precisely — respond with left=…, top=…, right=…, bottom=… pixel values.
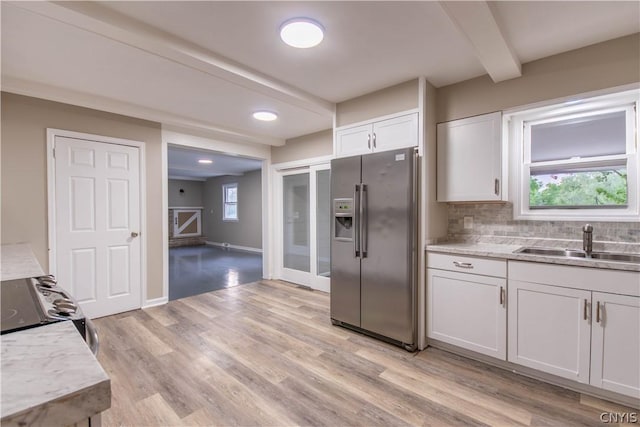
left=427, top=241, right=640, bottom=272
left=1, top=244, right=45, bottom=280
left=0, top=243, right=111, bottom=426
left=0, top=322, right=111, bottom=426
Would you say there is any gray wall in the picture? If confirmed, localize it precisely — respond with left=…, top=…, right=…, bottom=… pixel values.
left=168, top=179, right=204, bottom=207
left=203, top=169, right=262, bottom=249
left=336, top=78, right=419, bottom=127
left=1, top=92, right=165, bottom=299
left=436, top=34, right=639, bottom=123
left=271, top=129, right=333, bottom=164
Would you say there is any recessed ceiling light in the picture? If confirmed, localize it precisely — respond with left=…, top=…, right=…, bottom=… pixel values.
left=280, top=18, right=324, bottom=48
left=253, top=111, right=278, bottom=121
left=198, top=159, right=213, bottom=164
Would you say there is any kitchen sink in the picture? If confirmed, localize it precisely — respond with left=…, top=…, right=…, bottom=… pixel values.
left=589, top=252, right=640, bottom=263
left=514, top=247, right=640, bottom=264
left=515, top=247, right=587, bottom=258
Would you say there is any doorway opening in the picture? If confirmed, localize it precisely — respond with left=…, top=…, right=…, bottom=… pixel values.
left=167, top=145, right=263, bottom=300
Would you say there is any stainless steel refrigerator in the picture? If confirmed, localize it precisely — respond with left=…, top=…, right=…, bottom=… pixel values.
left=330, top=147, right=417, bottom=351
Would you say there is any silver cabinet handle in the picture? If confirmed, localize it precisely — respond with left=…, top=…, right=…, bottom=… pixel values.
left=131, top=232, right=139, bottom=238
left=494, top=178, right=500, bottom=196
left=583, top=299, right=588, bottom=320
left=453, top=261, right=473, bottom=269
left=372, top=132, right=377, bottom=149
left=596, top=301, right=602, bottom=323
left=367, top=134, right=371, bottom=149
left=499, top=286, right=505, bottom=305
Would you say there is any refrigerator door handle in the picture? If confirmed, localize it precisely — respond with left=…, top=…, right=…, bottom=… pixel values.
left=361, top=184, right=368, bottom=258
left=354, top=184, right=360, bottom=258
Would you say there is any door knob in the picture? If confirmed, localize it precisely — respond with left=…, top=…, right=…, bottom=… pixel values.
left=131, top=232, right=139, bottom=238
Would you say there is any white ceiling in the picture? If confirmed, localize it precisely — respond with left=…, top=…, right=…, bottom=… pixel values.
left=168, top=145, right=262, bottom=180
left=2, top=1, right=638, bottom=146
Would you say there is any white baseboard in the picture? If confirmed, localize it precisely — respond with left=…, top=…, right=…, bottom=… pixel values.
left=205, top=241, right=263, bottom=254
left=142, top=296, right=168, bottom=309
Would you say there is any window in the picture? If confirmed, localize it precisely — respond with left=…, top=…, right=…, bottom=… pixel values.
left=508, top=89, right=639, bottom=221
left=223, top=183, right=238, bottom=221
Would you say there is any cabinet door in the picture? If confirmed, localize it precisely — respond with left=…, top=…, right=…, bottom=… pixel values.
left=427, top=268, right=506, bottom=359
left=437, top=111, right=502, bottom=202
left=508, top=280, right=591, bottom=383
left=335, top=124, right=372, bottom=158
left=590, top=292, right=640, bottom=399
left=372, top=113, right=418, bottom=152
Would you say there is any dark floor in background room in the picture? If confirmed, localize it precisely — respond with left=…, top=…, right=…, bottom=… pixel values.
left=169, top=245, right=262, bottom=300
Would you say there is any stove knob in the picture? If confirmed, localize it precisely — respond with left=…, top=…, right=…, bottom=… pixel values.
left=39, top=278, right=57, bottom=288
left=55, top=306, right=77, bottom=316
left=53, top=299, right=78, bottom=314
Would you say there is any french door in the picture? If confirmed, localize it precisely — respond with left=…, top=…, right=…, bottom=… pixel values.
left=278, top=164, right=330, bottom=292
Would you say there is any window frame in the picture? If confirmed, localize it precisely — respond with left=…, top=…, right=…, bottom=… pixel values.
left=222, top=182, right=238, bottom=221
left=507, top=89, right=639, bottom=222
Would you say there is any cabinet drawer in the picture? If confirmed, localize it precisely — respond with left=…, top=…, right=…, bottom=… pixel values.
left=509, top=261, right=640, bottom=296
left=427, top=252, right=506, bottom=278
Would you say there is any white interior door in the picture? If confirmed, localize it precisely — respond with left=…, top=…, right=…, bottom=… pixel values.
left=277, top=164, right=330, bottom=292
left=54, top=135, right=142, bottom=318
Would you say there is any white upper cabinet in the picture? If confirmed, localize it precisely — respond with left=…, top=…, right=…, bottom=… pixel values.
left=437, top=111, right=504, bottom=202
left=335, top=124, right=372, bottom=157
left=335, top=112, right=418, bottom=158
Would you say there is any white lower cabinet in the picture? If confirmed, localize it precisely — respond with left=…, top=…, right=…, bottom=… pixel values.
left=508, top=280, right=592, bottom=383
left=427, top=254, right=506, bottom=360
left=508, top=261, right=640, bottom=400
left=590, top=292, right=640, bottom=398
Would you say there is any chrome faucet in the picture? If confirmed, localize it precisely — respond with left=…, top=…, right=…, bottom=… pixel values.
left=582, top=224, right=594, bottom=257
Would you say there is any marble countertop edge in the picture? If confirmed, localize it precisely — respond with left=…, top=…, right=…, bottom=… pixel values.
left=426, top=242, right=640, bottom=272
left=0, top=322, right=111, bottom=425
left=1, top=380, right=111, bottom=427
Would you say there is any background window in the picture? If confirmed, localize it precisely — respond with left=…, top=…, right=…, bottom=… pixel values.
left=223, top=183, right=238, bottom=221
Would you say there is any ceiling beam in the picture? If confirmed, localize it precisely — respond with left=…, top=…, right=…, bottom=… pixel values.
left=439, top=1, right=521, bottom=83
left=10, top=1, right=335, bottom=116
left=3, top=76, right=285, bottom=146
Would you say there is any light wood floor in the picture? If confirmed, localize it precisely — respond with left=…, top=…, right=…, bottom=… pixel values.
left=94, top=280, right=632, bottom=426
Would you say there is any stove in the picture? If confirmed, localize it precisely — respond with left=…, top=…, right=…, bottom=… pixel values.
left=1, top=275, right=98, bottom=354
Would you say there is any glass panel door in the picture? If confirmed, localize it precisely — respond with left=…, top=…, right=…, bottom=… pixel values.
left=278, top=163, right=331, bottom=292
left=316, top=168, right=331, bottom=279
left=282, top=172, right=310, bottom=273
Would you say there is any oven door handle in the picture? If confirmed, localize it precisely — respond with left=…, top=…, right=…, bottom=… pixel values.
left=85, top=318, right=99, bottom=356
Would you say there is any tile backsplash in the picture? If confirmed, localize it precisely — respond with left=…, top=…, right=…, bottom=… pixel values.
left=448, top=202, right=640, bottom=245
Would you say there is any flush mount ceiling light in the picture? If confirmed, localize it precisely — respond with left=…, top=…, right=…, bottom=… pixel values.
left=253, top=111, right=278, bottom=121
left=198, top=159, right=213, bottom=164
left=279, top=18, right=324, bottom=48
